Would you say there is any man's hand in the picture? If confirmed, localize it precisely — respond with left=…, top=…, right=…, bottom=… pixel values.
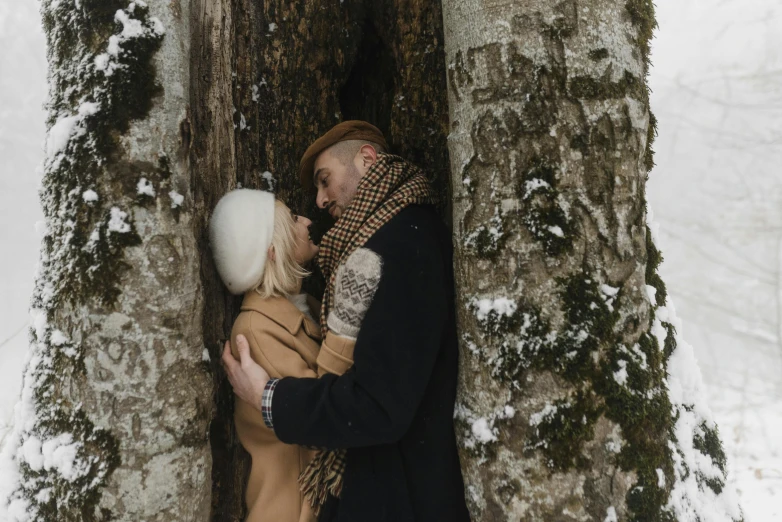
left=221, top=334, right=270, bottom=412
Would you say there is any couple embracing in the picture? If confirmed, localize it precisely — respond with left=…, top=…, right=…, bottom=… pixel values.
left=211, top=121, right=470, bottom=522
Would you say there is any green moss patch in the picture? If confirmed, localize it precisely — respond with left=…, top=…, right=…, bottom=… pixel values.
left=518, top=157, right=574, bottom=257
left=645, top=226, right=667, bottom=307
left=526, top=391, right=602, bottom=471
left=464, top=209, right=507, bottom=259
left=588, top=48, right=610, bottom=61
left=569, top=70, right=646, bottom=101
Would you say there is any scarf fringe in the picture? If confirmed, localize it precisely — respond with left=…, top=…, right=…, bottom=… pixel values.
left=299, top=449, right=346, bottom=517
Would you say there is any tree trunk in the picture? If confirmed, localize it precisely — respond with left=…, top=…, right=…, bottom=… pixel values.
left=442, top=0, right=741, bottom=520
left=206, top=0, right=452, bottom=519
left=8, top=0, right=213, bottom=520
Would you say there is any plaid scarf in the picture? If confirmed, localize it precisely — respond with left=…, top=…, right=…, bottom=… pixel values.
left=299, top=152, right=435, bottom=516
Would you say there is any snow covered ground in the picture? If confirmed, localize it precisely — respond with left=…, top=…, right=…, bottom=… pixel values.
left=0, top=0, right=780, bottom=520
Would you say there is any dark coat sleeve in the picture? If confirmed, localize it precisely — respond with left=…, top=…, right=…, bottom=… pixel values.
left=271, top=218, right=448, bottom=449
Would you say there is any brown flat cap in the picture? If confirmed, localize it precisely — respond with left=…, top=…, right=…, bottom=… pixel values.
left=299, top=120, right=389, bottom=190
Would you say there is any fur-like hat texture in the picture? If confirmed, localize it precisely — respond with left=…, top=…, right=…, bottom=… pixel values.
left=209, top=189, right=275, bottom=295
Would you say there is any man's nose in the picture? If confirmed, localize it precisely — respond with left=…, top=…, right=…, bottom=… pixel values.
left=316, top=190, right=328, bottom=209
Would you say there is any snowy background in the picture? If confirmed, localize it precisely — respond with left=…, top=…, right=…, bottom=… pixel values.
left=0, top=0, right=780, bottom=520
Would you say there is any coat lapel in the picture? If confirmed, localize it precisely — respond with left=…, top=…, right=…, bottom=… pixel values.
left=241, top=292, right=323, bottom=341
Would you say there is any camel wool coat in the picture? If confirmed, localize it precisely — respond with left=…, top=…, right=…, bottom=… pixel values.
left=230, top=291, right=355, bottom=522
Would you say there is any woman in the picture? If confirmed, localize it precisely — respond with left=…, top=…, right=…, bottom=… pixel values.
left=209, top=189, right=357, bottom=522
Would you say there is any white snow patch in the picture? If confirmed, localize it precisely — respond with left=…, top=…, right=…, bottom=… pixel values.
left=455, top=404, right=515, bottom=451
left=21, top=433, right=81, bottom=481
left=169, top=191, right=184, bottom=209
left=471, top=417, right=497, bottom=444
left=45, top=102, right=99, bottom=160
left=115, top=9, right=145, bottom=39
left=613, top=359, right=628, bottom=386
left=604, top=506, right=618, bottom=522
left=547, top=225, right=564, bottom=237
left=621, top=343, right=649, bottom=371
left=136, top=177, right=155, bottom=197
left=524, top=177, right=551, bottom=195
left=471, top=297, right=517, bottom=322
left=49, top=330, right=68, bottom=346
left=529, top=402, right=561, bottom=427
left=645, top=284, right=658, bottom=303
left=45, top=115, right=78, bottom=158
left=31, top=308, right=47, bottom=341
left=261, top=171, right=275, bottom=190
left=95, top=7, right=165, bottom=76
left=107, top=207, right=131, bottom=234
left=601, top=284, right=620, bottom=311
left=82, top=189, right=98, bottom=202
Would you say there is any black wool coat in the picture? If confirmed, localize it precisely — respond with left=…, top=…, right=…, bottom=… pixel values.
left=271, top=204, right=471, bottom=522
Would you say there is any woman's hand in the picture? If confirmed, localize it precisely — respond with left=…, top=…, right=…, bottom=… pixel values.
left=222, top=334, right=270, bottom=412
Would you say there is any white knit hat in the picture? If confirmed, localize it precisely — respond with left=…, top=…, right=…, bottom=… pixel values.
left=209, top=189, right=276, bottom=295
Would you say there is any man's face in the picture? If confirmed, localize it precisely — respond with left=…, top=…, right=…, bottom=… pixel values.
left=312, top=149, right=363, bottom=221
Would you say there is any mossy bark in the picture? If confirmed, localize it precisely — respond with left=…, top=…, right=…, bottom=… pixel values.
left=13, top=1, right=212, bottom=520
left=442, top=0, right=736, bottom=520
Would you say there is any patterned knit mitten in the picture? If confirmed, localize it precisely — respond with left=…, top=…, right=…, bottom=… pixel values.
left=327, top=247, right=383, bottom=340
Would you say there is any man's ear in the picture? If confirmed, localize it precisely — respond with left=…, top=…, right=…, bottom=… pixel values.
left=358, top=144, right=378, bottom=169
left=267, top=245, right=275, bottom=262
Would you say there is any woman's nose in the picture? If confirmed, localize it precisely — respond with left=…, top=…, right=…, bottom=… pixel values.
left=301, top=216, right=313, bottom=226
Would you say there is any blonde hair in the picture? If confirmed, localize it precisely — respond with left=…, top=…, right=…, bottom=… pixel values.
left=254, top=200, right=310, bottom=299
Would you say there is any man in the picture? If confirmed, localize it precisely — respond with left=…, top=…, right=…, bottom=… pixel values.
left=222, top=121, right=470, bottom=522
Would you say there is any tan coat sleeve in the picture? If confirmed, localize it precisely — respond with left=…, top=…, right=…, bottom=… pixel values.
left=232, top=320, right=318, bottom=380
left=316, top=331, right=356, bottom=377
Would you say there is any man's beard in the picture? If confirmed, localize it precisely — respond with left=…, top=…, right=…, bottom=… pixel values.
left=332, top=162, right=362, bottom=220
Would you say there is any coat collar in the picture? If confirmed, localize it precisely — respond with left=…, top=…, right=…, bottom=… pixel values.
left=241, top=291, right=322, bottom=340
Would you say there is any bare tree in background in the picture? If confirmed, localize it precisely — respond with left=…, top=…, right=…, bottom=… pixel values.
left=654, top=66, right=782, bottom=349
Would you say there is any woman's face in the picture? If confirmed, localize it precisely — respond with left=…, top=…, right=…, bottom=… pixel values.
left=290, top=208, right=319, bottom=265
